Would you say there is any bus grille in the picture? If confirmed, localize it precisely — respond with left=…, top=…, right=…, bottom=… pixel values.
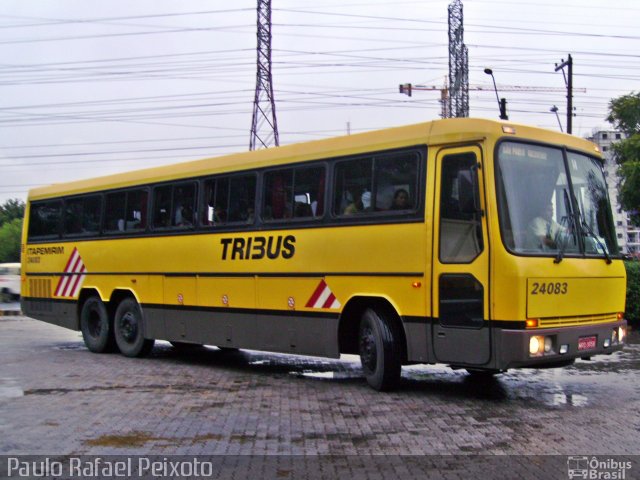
left=538, top=313, right=619, bottom=328
left=29, top=279, right=51, bottom=298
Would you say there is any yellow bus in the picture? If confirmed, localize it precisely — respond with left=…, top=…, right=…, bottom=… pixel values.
left=21, top=118, right=627, bottom=390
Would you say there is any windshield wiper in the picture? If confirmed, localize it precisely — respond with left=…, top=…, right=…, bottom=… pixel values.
left=580, top=218, right=612, bottom=264
left=554, top=190, right=573, bottom=264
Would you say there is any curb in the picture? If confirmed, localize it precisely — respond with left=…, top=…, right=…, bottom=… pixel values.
left=0, top=310, right=22, bottom=316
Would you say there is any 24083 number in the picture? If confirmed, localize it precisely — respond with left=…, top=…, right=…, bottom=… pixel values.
left=530, top=282, right=568, bottom=295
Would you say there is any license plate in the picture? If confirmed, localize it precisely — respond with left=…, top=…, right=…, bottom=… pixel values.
left=578, top=336, right=597, bottom=351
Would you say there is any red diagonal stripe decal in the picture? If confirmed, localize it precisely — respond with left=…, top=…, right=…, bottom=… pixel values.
left=322, top=292, right=337, bottom=309
left=305, top=279, right=327, bottom=308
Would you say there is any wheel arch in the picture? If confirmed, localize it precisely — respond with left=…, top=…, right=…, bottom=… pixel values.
left=77, top=287, right=139, bottom=327
left=108, top=288, right=140, bottom=320
left=337, top=295, right=408, bottom=364
left=76, top=287, right=105, bottom=330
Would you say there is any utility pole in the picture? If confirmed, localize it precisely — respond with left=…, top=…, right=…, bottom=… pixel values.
left=249, top=0, right=279, bottom=151
left=554, top=54, right=573, bottom=134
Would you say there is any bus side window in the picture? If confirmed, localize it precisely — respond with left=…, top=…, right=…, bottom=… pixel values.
left=334, top=158, right=372, bottom=215
left=294, top=166, right=324, bottom=218
left=126, top=189, right=148, bottom=231
left=203, top=179, right=215, bottom=225
left=28, top=200, right=62, bottom=240
left=63, top=195, right=102, bottom=237
left=228, top=175, right=256, bottom=224
left=264, top=169, right=293, bottom=220
left=171, top=183, right=196, bottom=228
left=63, top=198, right=84, bottom=235
left=263, top=166, right=325, bottom=221
left=439, top=153, right=483, bottom=263
left=212, top=177, right=230, bottom=225
left=82, top=195, right=102, bottom=234
left=333, top=151, right=419, bottom=216
left=104, top=190, right=146, bottom=233
left=375, top=153, right=419, bottom=211
left=152, top=186, right=172, bottom=229
left=104, top=192, right=126, bottom=233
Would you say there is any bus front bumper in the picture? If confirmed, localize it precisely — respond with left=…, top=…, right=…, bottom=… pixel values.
left=495, top=320, right=627, bottom=370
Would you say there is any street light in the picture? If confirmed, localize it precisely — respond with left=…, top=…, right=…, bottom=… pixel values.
left=550, top=105, right=563, bottom=132
left=484, top=68, right=508, bottom=120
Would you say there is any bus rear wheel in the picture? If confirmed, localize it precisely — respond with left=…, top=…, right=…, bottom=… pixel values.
left=80, top=296, right=116, bottom=353
left=114, top=298, right=154, bottom=357
left=358, top=307, right=402, bottom=391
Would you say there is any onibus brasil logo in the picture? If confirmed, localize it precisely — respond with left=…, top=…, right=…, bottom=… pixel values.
left=567, top=456, right=632, bottom=479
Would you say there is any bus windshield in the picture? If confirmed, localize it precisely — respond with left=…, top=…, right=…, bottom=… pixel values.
left=496, top=141, right=618, bottom=258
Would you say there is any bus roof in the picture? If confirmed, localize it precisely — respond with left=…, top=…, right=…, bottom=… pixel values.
left=27, top=118, right=602, bottom=201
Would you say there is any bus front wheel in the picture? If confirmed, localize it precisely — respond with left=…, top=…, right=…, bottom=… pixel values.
left=358, top=307, right=402, bottom=391
left=80, top=296, right=116, bottom=353
left=114, top=298, right=154, bottom=357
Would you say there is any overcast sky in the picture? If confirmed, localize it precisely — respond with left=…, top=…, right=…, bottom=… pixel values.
left=0, top=0, right=638, bottom=204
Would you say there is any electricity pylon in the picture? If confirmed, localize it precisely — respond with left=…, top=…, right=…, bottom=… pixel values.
left=249, top=0, right=279, bottom=150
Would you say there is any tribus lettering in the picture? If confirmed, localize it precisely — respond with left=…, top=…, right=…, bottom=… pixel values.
left=221, top=235, right=296, bottom=260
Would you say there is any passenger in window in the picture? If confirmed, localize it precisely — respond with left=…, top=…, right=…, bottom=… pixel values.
left=337, top=190, right=353, bottom=213
left=390, top=189, right=410, bottom=210
left=182, top=206, right=194, bottom=225
left=527, top=203, right=566, bottom=250
left=344, top=190, right=371, bottom=214
left=174, top=204, right=193, bottom=226
left=157, top=209, right=170, bottom=227
left=213, top=205, right=226, bottom=224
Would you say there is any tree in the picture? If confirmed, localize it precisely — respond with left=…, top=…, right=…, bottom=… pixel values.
left=0, top=218, right=22, bottom=262
left=0, top=198, right=25, bottom=226
left=607, top=92, right=640, bottom=135
left=607, top=92, right=640, bottom=225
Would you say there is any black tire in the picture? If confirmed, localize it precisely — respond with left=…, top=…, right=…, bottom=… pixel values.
left=80, top=296, right=116, bottom=353
left=114, top=298, right=154, bottom=357
left=358, top=307, right=402, bottom=391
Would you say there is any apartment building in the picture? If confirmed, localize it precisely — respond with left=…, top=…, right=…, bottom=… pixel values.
left=588, top=130, right=640, bottom=255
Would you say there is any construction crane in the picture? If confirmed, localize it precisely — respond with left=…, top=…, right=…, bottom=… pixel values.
left=399, top=81, right=586, bottom=119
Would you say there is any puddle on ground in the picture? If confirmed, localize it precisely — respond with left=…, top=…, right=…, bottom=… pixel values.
left=292, top=370, right=361, bottom=381
left=0, top=378, right=24, bottom=399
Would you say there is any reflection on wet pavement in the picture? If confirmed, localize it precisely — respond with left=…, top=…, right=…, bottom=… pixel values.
left=0, top=378, right=24, bottom=399
left=148, top=325, right=640, bottom=409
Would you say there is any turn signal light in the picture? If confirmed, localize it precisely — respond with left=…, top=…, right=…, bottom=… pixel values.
left=526, top=319, right=538, bottom=328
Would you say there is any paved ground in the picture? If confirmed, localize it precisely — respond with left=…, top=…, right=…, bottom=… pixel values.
left=0, top=315, right=638, bottom=479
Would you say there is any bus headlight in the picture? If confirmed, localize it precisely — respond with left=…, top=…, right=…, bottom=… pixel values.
left=544, top=336, right=553, bottom=353
left=530, top=335, right=554, bottom=356
left=612, top=326, right=626, bottom=345
left=529, top=336, right=543, bottom=356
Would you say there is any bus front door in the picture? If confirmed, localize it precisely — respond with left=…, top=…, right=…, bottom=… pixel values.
left=431, top=146, right=491, bottom=366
